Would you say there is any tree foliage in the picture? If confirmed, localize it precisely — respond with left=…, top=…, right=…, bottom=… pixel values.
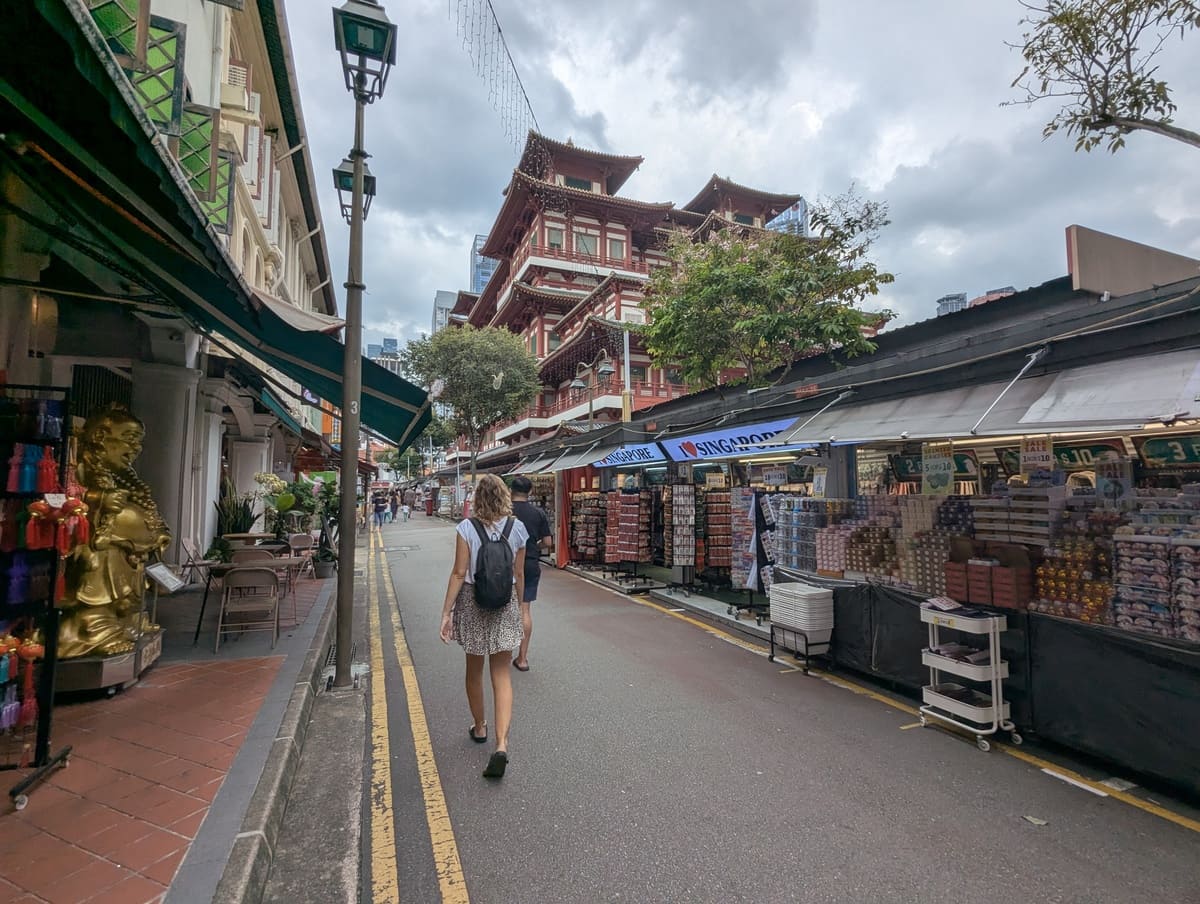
left=1010, top=0, right=1200, bottom=152
left=642, top=192, right=894, bottom=389
left=399, top=325, right=540, bottom=476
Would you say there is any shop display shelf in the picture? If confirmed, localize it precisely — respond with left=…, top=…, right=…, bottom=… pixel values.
left=922, top=683, right=1011, bottom=725
left=921, top=650, right=1009, bottom=682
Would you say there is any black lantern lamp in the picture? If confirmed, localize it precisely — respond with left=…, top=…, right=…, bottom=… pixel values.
left=332, top=0, right=398, bottom=101
left=333, top=156, right=377, bottom=222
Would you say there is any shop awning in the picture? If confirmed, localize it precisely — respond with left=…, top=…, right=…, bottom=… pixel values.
left=511, top=451, right=562, bottom=474
left=1, top=2, right=430, bottom=449
left=1017, top=350, right=1200, bottom=432
left=769, top=377, right=1057, bottom=446
left=551, top=442, right=603, bottom=471
left=251, top=289, right=345, bottom=335
left=259, top=389, right=304, bottom=439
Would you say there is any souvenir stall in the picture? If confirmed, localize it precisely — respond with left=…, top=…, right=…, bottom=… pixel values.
left=728, top=351, right=1200, bottom=795
left=1, top=386, right=74, bottom=808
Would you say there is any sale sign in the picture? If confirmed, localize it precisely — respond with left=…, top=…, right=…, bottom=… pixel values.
left=1020, top=436, right=1054, bottom=474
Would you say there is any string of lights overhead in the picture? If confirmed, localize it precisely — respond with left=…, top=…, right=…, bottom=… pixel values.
left=449, top=0, right=542, bottom=150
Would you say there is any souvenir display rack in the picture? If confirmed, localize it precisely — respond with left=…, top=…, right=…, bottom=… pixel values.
left=569, top=492, right=606, bottom=566
left=0, top=384, right=72, bottom=809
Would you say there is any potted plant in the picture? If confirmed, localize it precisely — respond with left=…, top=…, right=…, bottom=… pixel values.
left=313, top=544, right=337, bottom=578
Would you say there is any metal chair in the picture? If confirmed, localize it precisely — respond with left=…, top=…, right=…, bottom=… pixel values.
left=214, top=567, right=279, bottom=652
left=232, top=546, right=298, bottom=620
left=230, top=547, right=278, bottom=566
left=179, top=538, right=219, bottom=585
left=288, top=532, right=316, bottom=578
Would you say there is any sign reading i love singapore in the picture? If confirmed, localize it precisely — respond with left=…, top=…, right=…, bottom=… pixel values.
left=660, top=418, right=809, bottom=462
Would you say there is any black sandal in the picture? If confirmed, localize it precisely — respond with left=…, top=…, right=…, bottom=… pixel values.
left=483, top=750, right=508, bottom=779
left=469, top=723, right=487, bottom=743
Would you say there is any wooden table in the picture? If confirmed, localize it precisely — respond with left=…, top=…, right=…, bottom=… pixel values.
left=222, top=532, right=276, bottom=545
left=192, top=556, right=308, bottom=646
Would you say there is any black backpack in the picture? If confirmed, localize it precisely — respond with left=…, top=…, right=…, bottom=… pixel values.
left=470, top=517, right=515, bottom=610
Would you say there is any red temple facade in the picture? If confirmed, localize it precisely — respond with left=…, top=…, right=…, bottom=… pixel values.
left=452, top=132, right=803, bottom=458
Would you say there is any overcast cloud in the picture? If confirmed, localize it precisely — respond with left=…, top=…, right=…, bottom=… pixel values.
left=284, top=0, right=1200, bottom=347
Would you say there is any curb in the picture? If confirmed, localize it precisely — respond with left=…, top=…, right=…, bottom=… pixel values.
left=211, top=594, right=338, bottom=904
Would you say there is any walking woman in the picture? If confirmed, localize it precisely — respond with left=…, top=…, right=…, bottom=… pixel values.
left=439, top=473, right=528, bottom=778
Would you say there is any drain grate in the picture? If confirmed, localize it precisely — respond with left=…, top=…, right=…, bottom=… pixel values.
left=324, top=642, right=358, bottom=667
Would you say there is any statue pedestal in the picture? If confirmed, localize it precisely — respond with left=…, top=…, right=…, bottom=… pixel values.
left=56, top=630, right=163, bottom=695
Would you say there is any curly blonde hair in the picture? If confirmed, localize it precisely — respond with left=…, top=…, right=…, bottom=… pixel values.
left=471, top=473, right=512, bottom=523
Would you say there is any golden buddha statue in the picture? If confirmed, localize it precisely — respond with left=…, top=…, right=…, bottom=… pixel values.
left=58, top=405, right=170, bottom=658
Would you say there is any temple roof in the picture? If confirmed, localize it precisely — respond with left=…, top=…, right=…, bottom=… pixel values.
left=518, top=131, right=644, bottom=194
left=489, top=281, right=587, bottom=329
left=557, top=273, right=644, bottom=333
left=451, top=290, right=478, bottom=317
left=479, top=170, right=675, bottom=260
left=683, top=174, right=802, bottom=216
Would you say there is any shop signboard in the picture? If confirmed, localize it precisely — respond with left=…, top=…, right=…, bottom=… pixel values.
left=1000, top=440, right=1126, bottom=473
left=811, top=467, right=828, bottom=498
left=761, top=466, right=788, bottom=486
left=890, top=451, right=979, bottom=482
left=705, top=472, right=727, bottom=487
left=592, top=442, right=667, bottom=467
left=921, top=446, right=954, bottom=496
left=1020, top=436, right=1054, bottom=473
left=659, top=418, right=808, bottom=462
left=1134, top=433, right=1200, bottom=468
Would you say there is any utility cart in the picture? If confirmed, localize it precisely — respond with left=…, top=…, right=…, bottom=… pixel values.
left=919, top=606, right=1020, bottom=751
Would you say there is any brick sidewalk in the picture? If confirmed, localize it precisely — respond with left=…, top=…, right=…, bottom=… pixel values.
left=0, top=574, right=333, bottom=904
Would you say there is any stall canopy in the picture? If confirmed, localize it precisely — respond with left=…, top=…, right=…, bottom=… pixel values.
left=1018, top=350, right=1200, bottom=432
left=512, top=451, right=565, bottom=474
left=771, top=378, right=1056, bottom=446
left=551, top=442, right=604, bottom=471
left=1, top=2, right=430, bottom=449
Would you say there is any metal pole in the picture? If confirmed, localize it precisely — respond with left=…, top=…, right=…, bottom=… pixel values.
left=334, top=80, right=367, bottom=688
left=622, top=327, right=632, bottom=422
left=588, top=392, right=594, bottom=430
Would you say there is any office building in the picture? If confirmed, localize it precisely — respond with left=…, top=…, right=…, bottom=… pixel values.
left=471, top=234, right=498, bottom=294
left=432, top=289, right=456, bottom=334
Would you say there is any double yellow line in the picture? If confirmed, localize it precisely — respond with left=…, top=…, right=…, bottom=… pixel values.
left=367, top=532, right=470, bottom=903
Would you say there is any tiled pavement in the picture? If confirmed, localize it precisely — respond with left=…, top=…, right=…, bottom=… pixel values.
left=0, top=572, right=333, bottom=904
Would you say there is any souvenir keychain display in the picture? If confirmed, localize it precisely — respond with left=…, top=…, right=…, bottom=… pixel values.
left=0, top=384, right=72, bottom=810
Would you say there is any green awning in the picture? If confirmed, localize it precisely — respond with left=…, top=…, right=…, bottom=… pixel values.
left=259, top=389, right=304, bottom=439
left=0, top=1, right=430, bottom=449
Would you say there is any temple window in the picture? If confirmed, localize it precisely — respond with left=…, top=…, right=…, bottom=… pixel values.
left=607, top=237, right=625, bottom=260
left=732, top=213, right=756, bottom=226
left=564, top=175, right=593, bottom=191
left=574, top=232, right=598, bottom=256
left=547, top=227, right=564, bottom=250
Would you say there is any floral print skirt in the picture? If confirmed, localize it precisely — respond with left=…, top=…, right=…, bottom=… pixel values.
left=451, top=582, right=522, bottom=656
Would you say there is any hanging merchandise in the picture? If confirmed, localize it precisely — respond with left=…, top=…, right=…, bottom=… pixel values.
left=730, top=488, right=758, bottom=590
left=0, top=384, right=72, bottom=810
left=570, top=492, right=606, bottom=565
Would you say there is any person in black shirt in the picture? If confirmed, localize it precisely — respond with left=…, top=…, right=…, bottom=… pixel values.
left=509, top=476, right=551, bottom=671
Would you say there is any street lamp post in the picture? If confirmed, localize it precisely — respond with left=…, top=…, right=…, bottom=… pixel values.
left=331, top=0, right=396, bottom=689
left=569, top=350, right=616, bottom=431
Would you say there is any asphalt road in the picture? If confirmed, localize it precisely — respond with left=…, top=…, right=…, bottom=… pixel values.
left=366, top=515, right=1200, bottom=904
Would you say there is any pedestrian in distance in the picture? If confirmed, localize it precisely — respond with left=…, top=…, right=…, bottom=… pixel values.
left=389, top=490, right=399, bottom=523
left=372, top=494, right=388, bottom=531
left=508, top=475, right=552, bottom=672
left=439, top=473, right=528, bottom=779
left=401, top=502, right=411, bottom=522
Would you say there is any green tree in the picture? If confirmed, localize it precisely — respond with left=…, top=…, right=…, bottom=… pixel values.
left=1010, top=0, right=1200, bottom=152
left=400, top=325, right=540, bottom=479
left=643, top=192, right=893, bottom=389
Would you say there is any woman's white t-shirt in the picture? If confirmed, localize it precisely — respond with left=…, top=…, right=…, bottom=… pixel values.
left=456, top=517, right=529, bottom=584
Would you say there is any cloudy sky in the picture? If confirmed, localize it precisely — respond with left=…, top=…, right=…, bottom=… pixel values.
left=284, top=0, right=1200, bottom=347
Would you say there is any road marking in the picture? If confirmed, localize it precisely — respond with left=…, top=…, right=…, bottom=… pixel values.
left=899, top=722, right=923, bottom=730
left=1041, top=768, right=1110, bottom=797
left=366, top=536, right=400, bottom=904
left=376, top=532, right=470, bottom=903
left=622, top=586, right=1200, bottom=836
